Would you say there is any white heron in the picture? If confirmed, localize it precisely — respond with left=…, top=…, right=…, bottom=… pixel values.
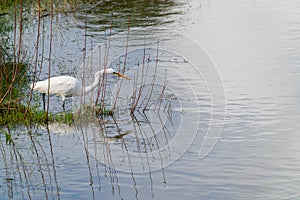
left=30, top=68, right=130, bottom=111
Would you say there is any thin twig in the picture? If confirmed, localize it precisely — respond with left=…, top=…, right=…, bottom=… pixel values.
left=113, top=19, right=130, bottom=111
left=46, top=0, right=54, bottom=121
left=25, top=0, right=42, bottom=116
left=143, top=41, right=159, bottom=112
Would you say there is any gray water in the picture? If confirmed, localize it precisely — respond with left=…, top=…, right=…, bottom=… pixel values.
left=1, top=0, right=300, bottom=199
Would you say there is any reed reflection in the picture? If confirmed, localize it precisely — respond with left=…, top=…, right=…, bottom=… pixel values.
left=0, top=124, right=60, bottom=200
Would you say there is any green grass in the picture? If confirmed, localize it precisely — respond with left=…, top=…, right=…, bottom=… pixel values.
left=4, top=131, right=13, bottom=145
left=0, top=102, right=117, bottom=127
left=96, top=106, right=114, bottom=116
left=55, top=112, right=74, bottom=125
left=0, top=103, right=51, bottom=126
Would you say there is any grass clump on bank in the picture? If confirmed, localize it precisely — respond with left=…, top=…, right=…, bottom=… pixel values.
left=0, top=103, right=77, bottom=127
left=0, top=103, right=49, bottom=126
left=0, top=62, right=28, bottom=104
left=0, top=61, right=75, bottom=127
left=0, top=102, right=116, bottom=127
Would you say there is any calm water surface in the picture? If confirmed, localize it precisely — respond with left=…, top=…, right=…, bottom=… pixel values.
left=1, top=0, right=300, bottom=199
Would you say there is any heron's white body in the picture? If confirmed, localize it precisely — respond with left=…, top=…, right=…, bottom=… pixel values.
left=32, top=76, right=82, bottom=101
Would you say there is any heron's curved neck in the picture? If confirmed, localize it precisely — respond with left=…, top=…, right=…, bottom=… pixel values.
left=83, top=72, right=102, bottom=94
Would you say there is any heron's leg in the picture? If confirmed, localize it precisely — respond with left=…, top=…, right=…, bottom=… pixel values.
left=62, top=101, right=66, bottom=112
left=42, top=93, right=46, bottom=111
left=62, top=97, right=66, bottom=112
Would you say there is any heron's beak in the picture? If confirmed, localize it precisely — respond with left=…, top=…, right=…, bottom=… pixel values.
left=115, top=72, right=131, bottom=80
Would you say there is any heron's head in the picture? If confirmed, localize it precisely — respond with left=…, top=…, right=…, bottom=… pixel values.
left=98, top=68, right=131, bottom=80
